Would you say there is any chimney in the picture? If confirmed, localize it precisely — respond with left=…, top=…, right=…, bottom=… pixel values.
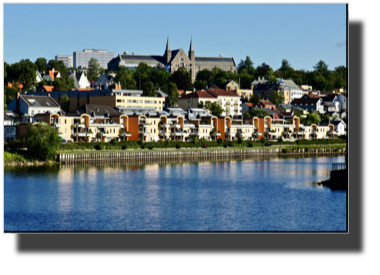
left=48, top=93, right=50, bottom=97
left=16, top=93, right=20, bottom=112
left=52, top=68, right=55, bottom=72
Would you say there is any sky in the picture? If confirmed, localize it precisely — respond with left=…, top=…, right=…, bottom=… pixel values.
left=4, top=4, right=347, bottom=71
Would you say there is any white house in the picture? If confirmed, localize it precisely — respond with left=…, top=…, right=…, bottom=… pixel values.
left=96, top=74, right=116, bottom=88
left=331, top=119, right=346, bottom=136
left=4, top=111, right=18, bottom=142
left=7, top=94, right=61, bottom=118
left=336, top=93, right=347, bottom=111
left=71, top=71, right=90, bottom=89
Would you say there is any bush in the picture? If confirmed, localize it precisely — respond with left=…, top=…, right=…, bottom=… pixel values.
left=6, top=139, right=24, bottom=149
left=138, top=139, right=143, bottom=146
left=122, top=145, right=127, bottom=150
left=260, top=137, right=267, bottom=144
left=22, top=124, right=61, bottom=161
left=296, top=138, right=345, bottom=145
left=237, top=137, right=243, bottom=144
left=94, top=144, right=102, bottom=150
left=217, top=138, right=223, bottom=146
left=282, top=148, right=289, bottom=153
left=278, top=136, right=284, bottom=143
left=110, top=138, right=117, bottom=145
left=176, top=144, right=181, bottom=149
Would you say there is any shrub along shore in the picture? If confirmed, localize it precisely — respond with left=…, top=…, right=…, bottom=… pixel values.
left=4, top=138, right=347, bottom=166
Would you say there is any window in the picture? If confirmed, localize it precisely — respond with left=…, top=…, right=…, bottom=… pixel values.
left=65, top=129, right=67, bottom=135
left=65, top=119, right=67, bottom=125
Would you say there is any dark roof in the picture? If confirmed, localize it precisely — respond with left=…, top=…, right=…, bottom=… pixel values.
left=20, top=95, right=60, bottom=107
left=291, top=98, right=321, bottom=104
left=66, top=104, right=123, bottom=117
left=258, top=100, right=275, bottom=106
left=331, top=120, right=344, bottom=126
left=34, top=112, right=53, bottom=117
left=179, top=90, right=216, bottom=99
left=195, top=56, right=235, bottom=67
left=4, top=110, right=19, bottom=120
left=323, top=95, right=337, bottom=102
left=318, top=121, right=331, bottom=126
left=253, top=83, right=279, bottom=91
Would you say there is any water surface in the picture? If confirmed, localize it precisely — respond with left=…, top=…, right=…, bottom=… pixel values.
left=4, top=156, right=347, bottom=231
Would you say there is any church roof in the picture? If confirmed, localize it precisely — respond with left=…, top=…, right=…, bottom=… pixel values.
left=119, top=54, right=165, bottom=66
left=195, top=56, right=235, bottom=67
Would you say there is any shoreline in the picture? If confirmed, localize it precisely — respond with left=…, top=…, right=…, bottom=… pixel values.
left=4, top=145, right=346, bottom=166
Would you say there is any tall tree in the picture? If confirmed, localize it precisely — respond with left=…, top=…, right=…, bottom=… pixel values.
left=87, top=58, right=101, bottom=81
left=142, top=80, right=156, bottom=97
left=194, top=69, right=213, bottom=89
left=8, top=59, right=37, bottom=91
left=4, top=62, right=9, bottom=81
left=166, top=82, right=180, bottom=107
left=313, top=60, right=329, bottom=74
left=170, top=67, right=193, bottom=91
left=256, top=63, right=271, bottom=78
left=35, top=58, right=47, bottom=73
left=237, top=56, right=255, bottom=75
left=204, top=101, right=223, bottom=116
left=278, top=59, right=292, bottom=72
left=114, top=67, right=137, bottom=90
left=272, top=91, right=284, bottom=106
left=60, top=94, right=70, bottom=113
left=134, top=63, right=152, bottom=90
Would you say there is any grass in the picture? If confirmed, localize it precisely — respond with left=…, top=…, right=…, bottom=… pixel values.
left=4, top=151, right=28, bottom=163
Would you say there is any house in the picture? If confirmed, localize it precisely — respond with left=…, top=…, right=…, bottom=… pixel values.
left=290, top=97, right=324, bottom=114
left=242, top=102, right=253, bottom=113
left=207, top=88, right=242, bottom=116
left=4, top=111, right=19, bottom=142
left=225, top=80, right=239, bottom=91
left=336, top=93, right=347, bottom=112
left=7, top=93, right=61, bottom=119
left=330, top=119, right=346, bottom=136
left=96, top=74, right=117, bottom=89
left=42, top=69, right=61, bottom=81
left=36, top=85, right=54, bottom=92
left=72, top=71, right=91, bottom=89
left=234, top=89, right=253, bottom=101
left=252, top=100, right=276, bottom=110
left=178, top=90, right=218, bottom=111
left=276, top=104, right=293, bottom=113
left=65, top=104, right=126, bottom=142
left=322, top=95, right=340, bottom=113
left=298, top=84, right=313, bottom=91
left=301, top=92, right=320, bottom=99
left=6, top=82, right=23, bottom=91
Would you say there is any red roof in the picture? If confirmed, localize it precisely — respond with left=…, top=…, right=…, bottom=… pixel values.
left=179, top=90, right=216, bottom=99
left=208, top=89, right=240, bottom=97
left=178, top=90, right=185, bottom=95
left=258, top=100, right=275, bottom=106
left=43, top=85, right=54, bottom=92
left=244, top=103, right=253, bottom=107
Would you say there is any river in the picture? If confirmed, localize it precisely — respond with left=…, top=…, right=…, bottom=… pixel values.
left=4, top=155, right=347, bottom=232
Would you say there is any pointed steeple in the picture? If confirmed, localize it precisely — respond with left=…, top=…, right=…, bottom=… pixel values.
left=189, top=37, right=194, bottom=52
left=188, top=37, right=194, bottom=61
left=164, top=37, right=171, bottom=64
left=166, top=37, right=170, bottom=51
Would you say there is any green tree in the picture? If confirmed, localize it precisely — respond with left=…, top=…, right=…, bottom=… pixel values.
left=166, top=82, right=180, bottom=107
left=87, top=58, right=101, bottom=81
left=322, top=114, right=331, bottom=122
left=151, top=67, right=171, bottom=93
left=313, top=60, right=329, bottom=73
left=134, top=63, right=152, bottom=90
left=217, top=138, right=223, bottom=146
left=278, top=59, right=292, bottom=72
left=35, top=58, right=47, bottom=73
left=60, top=94, right=70, bottom=113
left=142, top=80, right=156, bottom=97
left=249, top=108, right=270, bottom=117
left=243, top=111, right=251, bottom=118
left=204, top=101, right=223, bottom=116
left=272, top=91, right=284, bottom=106
left=114, top=67, right=137, bottom=89
left=4, top=62, right=9, bottom=80
left=22, top=123, right=61, bottom=161
left=4, top=86, right=19, bottom=105
left=237, top=56, right=255, bottom=75
left=8, top=59, right=38, bottom=91
left=170, top=67, right=192, bottom=91
left=194, top=69, right=213, bottom=89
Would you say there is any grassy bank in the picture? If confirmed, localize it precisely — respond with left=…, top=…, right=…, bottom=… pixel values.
left=4, top=151, right=57, bottom=166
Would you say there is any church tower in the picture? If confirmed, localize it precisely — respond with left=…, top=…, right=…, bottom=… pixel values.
left=188, top=37, right=194, bottom=61
left=164, top=37, right=171, bottom=64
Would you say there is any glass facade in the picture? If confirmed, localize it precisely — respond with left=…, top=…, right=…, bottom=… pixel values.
left=73, top=49, right=115, bottom=69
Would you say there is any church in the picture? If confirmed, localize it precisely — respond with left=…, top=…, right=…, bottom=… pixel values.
left=107, top=38, right=237, bottom=82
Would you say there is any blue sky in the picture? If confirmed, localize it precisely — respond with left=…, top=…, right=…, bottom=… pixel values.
left=4, top=4, right=346, bottom=71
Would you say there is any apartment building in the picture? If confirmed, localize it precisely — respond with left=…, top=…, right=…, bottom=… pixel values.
left=29, top=89, right=166, bottom=113
left=207, top=89, right=242, bottom=117
left=74, top=49, right=115, bottom=69
left=55, top=55, right=73, bottom=68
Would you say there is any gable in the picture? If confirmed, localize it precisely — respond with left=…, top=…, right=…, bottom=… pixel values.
left=170, top=48, right=191, bottom=64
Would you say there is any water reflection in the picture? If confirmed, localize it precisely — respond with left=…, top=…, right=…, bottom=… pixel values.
left=4, top=155, right=346, bottom=231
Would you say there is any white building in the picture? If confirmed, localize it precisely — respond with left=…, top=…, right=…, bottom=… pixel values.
left=55, top=55, right=73, bottom=68
left=7, top=94, right=61, bottom=118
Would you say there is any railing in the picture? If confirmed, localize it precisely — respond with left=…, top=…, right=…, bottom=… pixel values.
left=332, top=163, right=346, bottom=171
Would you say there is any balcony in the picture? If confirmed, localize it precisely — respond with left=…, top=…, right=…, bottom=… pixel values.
left=139, top=123, right=150, bottom=128
left=120, top=132, right=131, bottom=137
left=52, top=122, right=62, bottom=127
left=71, top=123, right=85, bottom=128
left=171, top=123, right=181, bottom=128
left=159, top=123, right=171, bottom=128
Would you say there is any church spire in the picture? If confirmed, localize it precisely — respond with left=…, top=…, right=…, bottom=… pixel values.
left=188, top=37, right=194, bottom=61
left=166, top=37, right=171, bottom=51
left=189, top=37, right=194, bottom=52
